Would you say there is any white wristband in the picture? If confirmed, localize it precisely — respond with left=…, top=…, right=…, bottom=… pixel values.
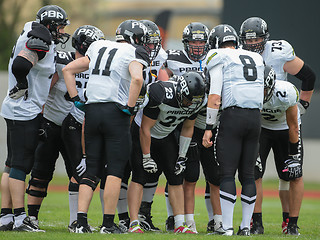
left=206, top=107, right=219, bottom=125
left=179, top=136, right=192, bottom=158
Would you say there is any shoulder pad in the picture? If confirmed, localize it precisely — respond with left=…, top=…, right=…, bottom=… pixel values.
left=147, top=82, right=166, bottom=107
left=135, top=46, right=151, bottom=67
left=27, top=22, right=52, bottom=45
left=26, top=37, right=49, bottom=52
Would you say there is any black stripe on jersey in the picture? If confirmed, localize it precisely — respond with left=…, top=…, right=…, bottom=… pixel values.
left=135, top=45, right=151, bottom=68
left=56, top=51, right=74, bottom=65
left=166, top=49, right=192, bottom=64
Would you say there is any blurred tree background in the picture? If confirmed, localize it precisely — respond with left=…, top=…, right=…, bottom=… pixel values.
left=0, top=0, right=105, bottom=70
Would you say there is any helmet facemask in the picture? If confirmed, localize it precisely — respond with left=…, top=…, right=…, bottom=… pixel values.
left=241, top=35, right=269, bottom=54
left=51, top=24, right=70, bottom=44
left=184, top=41, right=209, bottom=61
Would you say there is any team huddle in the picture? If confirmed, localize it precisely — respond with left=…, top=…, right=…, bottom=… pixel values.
left=0, top=4, right=315, bottom=237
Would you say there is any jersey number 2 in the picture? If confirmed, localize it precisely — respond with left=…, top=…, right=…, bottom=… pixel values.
left=92, top=47, right=118, bottom=76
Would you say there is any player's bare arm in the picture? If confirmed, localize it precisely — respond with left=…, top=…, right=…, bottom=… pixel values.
left=18, top=48, right=38, bottom=66
left=128, top=61, right=144, bottom=107
left=63, top=56, right=90, bottom=98
left=286, top=105, right=299, bottom=144
left=139, top=115, right=157, bottom=155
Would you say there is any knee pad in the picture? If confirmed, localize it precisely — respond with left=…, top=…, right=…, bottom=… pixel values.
left=279, top=179, right=290, bottom=191
left=80, top=175, right=100, bottom=191
left=9, top=168, right=26, bottom=181
left=26, top=176, right=50, bottom=198
left=68, top=181, right=79, bottom=192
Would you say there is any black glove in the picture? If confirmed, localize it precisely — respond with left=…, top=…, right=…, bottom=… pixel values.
left=174, top=156, right=187, bottom=175
left=282, top=154, right=302, bottom=180
left=115, top=103, right=135, bottom=116
left=9, top=83, right=28, bottom=100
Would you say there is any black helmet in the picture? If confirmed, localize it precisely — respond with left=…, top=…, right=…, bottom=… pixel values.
left=264, top=65, right=276, bottom=103
left=139, top=19, right=162, bottom=61
left=176, top=71, right=206, bottom=111
left=182, top=22, right=210, bottom=61
left=239, top=17, right=269, bottom=54
left=36, top=5, right=70, bottom=44
left=72, top=25, right=105, bottom=55
left=208, top=24, right=239, bottom=49
left=115, top=19, right=148, bottom=46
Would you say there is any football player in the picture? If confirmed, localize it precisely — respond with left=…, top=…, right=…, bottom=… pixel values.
left=0, top=5, right=69, bottom=232
left=136, top=71, right=206, bottom=234
left=239, top=17, right=315, bottom=235
left=63, top=19, right=150, bottom=234
left=111, top=19, right=167, bottom=233
left=25, top=25, right=104, bottom=233
left=203, top=24, right=264, bottom=236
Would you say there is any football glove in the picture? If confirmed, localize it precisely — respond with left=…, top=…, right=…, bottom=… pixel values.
left=115, top=103, right=135, bottom=116
left=9, top=84, right=28, bottom=100
left=282, top=154, right=302, bottom=180
left=174, top=156, right=187, bottom=175
left=255, top=156, right=263, bottom=173
left=297, top=99, right=309, bottom=116
left=142, top=154, right=158, bottom=173
left=76, top=155, right=87, bottom=176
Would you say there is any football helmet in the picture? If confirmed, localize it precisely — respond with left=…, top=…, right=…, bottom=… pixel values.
left=115, top=19, right=148, bottom=46
left=264, top=65, right=276, bottom=103
left=176, top=71, right=206, bottom=111
left=182, top=22, right=210, bottom=61
left=72, top=25, right=105, bottom=55
left=36, top=5, right=70, bottom=44
left=239, top=17, right=269, bottom=54
left=208, top=24, right=239, bottom=49
left=139, top=19, right=162, bottom=61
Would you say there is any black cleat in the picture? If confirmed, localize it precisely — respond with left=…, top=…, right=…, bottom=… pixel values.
left=237, top=227, right=250, bottom=236
left=13, top=216, right=45, bottom=232
left=100, top=223, right=125, bottom=234
left=139, top=214, right=161, bottom=232
left=118, top=218, right=130, bottom=232
left=165, top=215, right=174, bottom=232
left=0, top=221, right=14, bottom=231
left=250, top=221, right=264, bottom=234
left=207, top=219, right=215, bottom=233
left=75, top=223, right=92, bottom=233
left=287, top=223, right=300, bottom=236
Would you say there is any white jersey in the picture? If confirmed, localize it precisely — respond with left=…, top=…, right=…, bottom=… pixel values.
left=1, top=21, right=56, bottom=121
left=261, top=80, right=301, bottom=130
left=205, top=48, right=264, bottom=110
left=44, top=51, right=74, bottom=126
left=134, top=47, right=167, bottom=127
left=262, top=40, right=296, bottom=81
left=165, top=49, right=205, bottom=75
left=85, top=40, right=149, bottom=105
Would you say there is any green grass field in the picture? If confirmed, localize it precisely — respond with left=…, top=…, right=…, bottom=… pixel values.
left=1, top=175, right=320, bottom=239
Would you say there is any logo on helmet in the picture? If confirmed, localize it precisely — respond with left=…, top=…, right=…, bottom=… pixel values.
left=179, top=77, right=190, bottom=96
left=40, top=10, right=64, bottom=21
left=77, top=28, right=100, bottom=41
